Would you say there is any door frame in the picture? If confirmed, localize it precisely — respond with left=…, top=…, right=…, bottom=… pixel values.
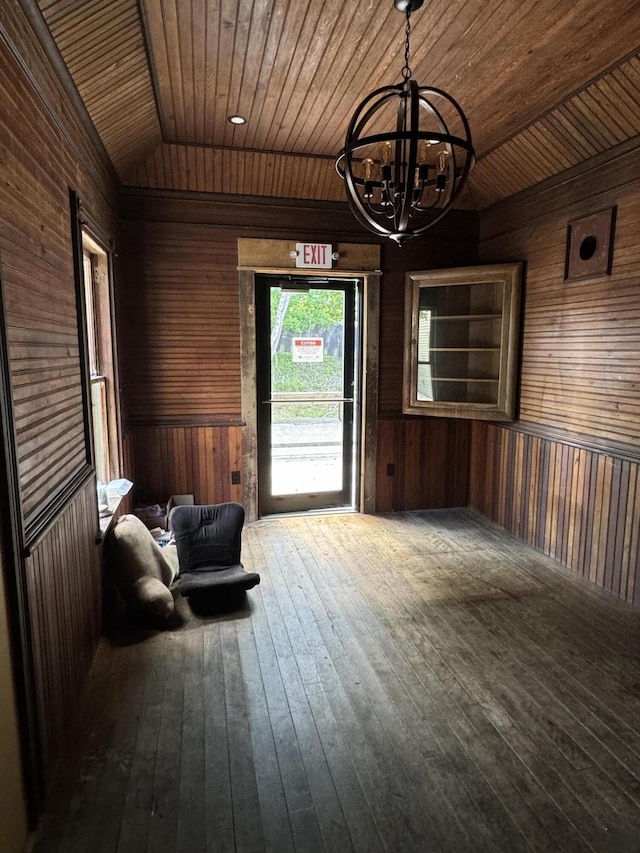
left=255, top=275, right=360, bottom=516
left=238, top=243, right=380, bottom=521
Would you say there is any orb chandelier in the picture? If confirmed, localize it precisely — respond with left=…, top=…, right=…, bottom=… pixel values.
left=335, top=0, right=474, bottom=246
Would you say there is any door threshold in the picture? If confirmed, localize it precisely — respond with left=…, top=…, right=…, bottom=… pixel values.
left=260, top=506, right=358, bottom=520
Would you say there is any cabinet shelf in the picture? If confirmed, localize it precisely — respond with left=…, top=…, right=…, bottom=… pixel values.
left=431, top=314, right=502, bottom=321
left=429, top=347, right=500, bottom=352
left=431, top=377, right=499, bottom=383
left=403, top=264, right=522, bottom=421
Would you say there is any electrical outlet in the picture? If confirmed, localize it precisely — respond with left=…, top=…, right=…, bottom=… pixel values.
left=231, top=470, right=241, bottom=485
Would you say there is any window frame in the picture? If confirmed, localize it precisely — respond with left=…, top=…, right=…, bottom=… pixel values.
left=70, top=191, right=122, bottom=494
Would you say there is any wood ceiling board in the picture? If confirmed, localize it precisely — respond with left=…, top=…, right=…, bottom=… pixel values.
left=37, top=0, right=163, bottom=181
left=445, top=0, right=640, bottom=155
left=234, top=0, right=295, bottom=150
left=32, top=0, right=640, bottom=206
left=138, top=0, right=640, bottom=159
left=127, top=143, right=344, bottom=200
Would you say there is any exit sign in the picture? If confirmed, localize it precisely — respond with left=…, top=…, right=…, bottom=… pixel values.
left=295, top=242, right=333, bottom=269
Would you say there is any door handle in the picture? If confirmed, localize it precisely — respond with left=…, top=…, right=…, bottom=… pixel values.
left=262, top=397, right=354, bottom=404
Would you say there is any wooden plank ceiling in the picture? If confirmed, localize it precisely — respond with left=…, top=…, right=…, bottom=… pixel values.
left=36, top=0, right=640, bottom=208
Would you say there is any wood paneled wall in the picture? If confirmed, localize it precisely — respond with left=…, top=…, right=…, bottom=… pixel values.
left=26, top=480, right=101, bottom=781
left=1, top=0, right=119, bottom=806
left=128, top=423, right=243, bottom=506
left=118, top=222, right=242, bottom=422
left=472, top=141, right=640, bottom=605
left=471, top=423, right=640, bottom=608
left=376, top=416, right=470, bottom=512
left=119, top=191, right=478, bottom=509
left=374, top=220, right=477, bottom=511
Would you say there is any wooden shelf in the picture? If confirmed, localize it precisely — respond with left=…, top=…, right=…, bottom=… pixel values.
left=429, top=347, right=500, bottom=352
left=432, top=377, right=500, bottom=383
left=431, top=314, right=502, bottom=321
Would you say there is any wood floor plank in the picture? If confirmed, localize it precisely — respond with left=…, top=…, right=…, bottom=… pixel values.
left=220, top=619, right=265, bottom=853
left=202, top=623, right=235, bottom=853
left=147, top=629, right=186, bottom=853
left=236, top=617, right=297, bottom=853
left=176, top=630, right=206, bottom=852
left=265, top=527, right=444, bottom=852
left=117, top=634, right=170, bottom=853
left=252, top=528, right=362, bottom=852
left=31, top=509, right=640, bottom=853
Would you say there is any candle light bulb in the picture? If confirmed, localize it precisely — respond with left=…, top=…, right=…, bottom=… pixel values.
left=381, top=142, right=393, bottom=184
left=363, top=158, right=374, bottom=199
left=435, top=150, right=448, bottom=193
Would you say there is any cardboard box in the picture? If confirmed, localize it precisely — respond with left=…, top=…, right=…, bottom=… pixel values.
left=166, top=494, right=195, bottom=529
left=133, top=504, right=166, bottom=531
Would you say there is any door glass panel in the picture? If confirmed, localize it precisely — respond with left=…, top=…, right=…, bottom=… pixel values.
left=271, top=401, right=343, bottom=495
left=269, top=287, right=346, bottom=498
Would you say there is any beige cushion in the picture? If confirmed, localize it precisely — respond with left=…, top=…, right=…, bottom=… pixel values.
left=107, top=514, right=178, bottom=619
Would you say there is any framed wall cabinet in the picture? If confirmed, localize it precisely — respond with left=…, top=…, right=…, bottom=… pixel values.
left=403, top=263, right=522, bottom=421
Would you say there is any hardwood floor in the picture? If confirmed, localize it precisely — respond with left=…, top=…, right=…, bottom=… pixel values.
left=32, top=509, right=640, bottom=852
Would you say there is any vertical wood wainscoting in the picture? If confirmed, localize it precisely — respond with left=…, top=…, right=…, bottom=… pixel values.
left=127, top=423, right=243, bottom=506
left=25, top=480, right=101, bottom=782
left=470, top=422, right=640, bottom=608
left=376, top=417, right=470, bottom=511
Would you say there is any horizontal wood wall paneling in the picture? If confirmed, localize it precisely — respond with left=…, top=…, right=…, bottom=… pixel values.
left=118, top=221, right=242, bottom=423
left=1, top=7, right=119, bottom=531
left=119, top=186, right=405, bottom=238
left=481, top=158, right=640, bottom=447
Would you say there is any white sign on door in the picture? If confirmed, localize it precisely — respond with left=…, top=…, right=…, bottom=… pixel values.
left=292, top=337, right=324, bottom=363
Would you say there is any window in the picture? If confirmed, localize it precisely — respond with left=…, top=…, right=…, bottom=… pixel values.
left=416, top=307, right=433, bottom=401
left=80, top=231, right=119, bottom=484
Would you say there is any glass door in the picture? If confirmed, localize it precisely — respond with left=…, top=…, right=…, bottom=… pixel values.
left=256, top=275, right=361, bottom=515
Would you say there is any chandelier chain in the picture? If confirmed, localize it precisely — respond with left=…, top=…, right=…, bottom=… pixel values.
left=401, top=10, right=412, bottom=80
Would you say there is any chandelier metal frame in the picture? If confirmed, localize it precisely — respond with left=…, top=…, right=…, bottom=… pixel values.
left=335, top=0, right=475, bottom=245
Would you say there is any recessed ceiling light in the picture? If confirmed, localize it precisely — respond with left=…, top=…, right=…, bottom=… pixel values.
left=228, top=115, right=246, bottom=125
